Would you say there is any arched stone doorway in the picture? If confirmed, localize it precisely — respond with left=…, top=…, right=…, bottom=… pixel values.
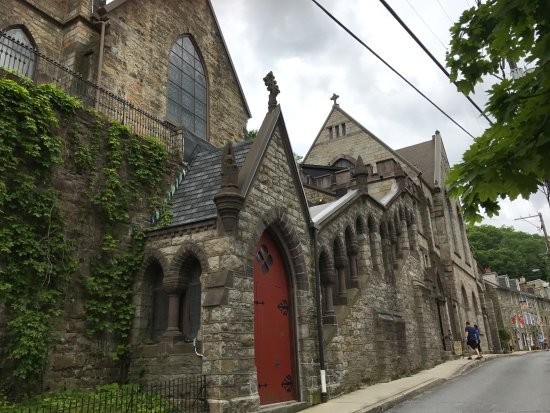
left=253, top=230, right=296, bottom=405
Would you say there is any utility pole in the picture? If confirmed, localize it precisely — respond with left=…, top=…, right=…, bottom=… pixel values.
left=515, top=213, right=550, bottom=256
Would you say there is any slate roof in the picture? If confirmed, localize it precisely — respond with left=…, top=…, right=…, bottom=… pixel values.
left=395, top=140, right=436, bottom=188
left=170, top=140, right=253, bottom=226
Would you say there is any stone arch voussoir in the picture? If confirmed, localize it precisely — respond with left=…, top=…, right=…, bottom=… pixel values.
left=168, top=242, right=210, bottom=283
left=247, top=206, right=309, bottom=290
left=137, top=248, right=169, bottom=291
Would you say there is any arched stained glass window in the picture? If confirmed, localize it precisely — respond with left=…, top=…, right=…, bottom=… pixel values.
left=0, top=27, right=36, bottom=78
left=167, top=36, right=206, bottom=139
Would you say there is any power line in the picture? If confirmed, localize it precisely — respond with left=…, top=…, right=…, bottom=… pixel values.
left=378, top=0, right=493, bottom=126
left=405, top=0, right=448, bottom=52
left=435, top=0, right=454, bottom=25
left=309, top=0, right=476, bottom=139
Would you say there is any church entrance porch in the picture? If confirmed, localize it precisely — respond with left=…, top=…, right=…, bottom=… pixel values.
left=253, top=231, right=296, bottom=405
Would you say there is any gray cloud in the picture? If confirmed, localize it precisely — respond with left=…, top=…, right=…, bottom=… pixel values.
left=210, top=0, right=547, bottom=234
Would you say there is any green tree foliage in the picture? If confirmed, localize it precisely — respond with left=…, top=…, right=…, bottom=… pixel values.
left=446, top=0, right=550, bottom=223
left=467, top=224, right=549, bottom=281
left=246, top=129, right=257, bottom=140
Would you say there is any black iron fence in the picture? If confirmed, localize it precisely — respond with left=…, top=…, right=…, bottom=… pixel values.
left=6, top=376, right=208, bottom=413
left=0, top=30, right=182, bottom=153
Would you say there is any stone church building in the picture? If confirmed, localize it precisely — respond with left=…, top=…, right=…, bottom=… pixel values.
left=1, top=0, right=493, bottom=411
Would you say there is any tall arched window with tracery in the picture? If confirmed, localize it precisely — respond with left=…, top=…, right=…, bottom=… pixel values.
left=0, top=26, right=36, bottom=78
left=167, top=35, right=207, bottom=140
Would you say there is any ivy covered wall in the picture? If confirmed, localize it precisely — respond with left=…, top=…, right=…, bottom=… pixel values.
left=0, top=74, right=181, bottom=398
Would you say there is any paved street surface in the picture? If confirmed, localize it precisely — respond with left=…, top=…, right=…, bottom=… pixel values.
left=386, top=351, right=550, bottom=413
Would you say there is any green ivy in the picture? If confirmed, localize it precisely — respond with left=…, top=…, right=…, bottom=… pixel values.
left=0, top=78, right=78, bottom=392
left=84, top=123, right=168, bottom=360
left=0, top=76, right=171, bottom=397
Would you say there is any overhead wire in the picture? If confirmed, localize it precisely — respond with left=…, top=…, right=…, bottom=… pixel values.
left=377, top=0, right=493, bottom=125
left=309, top=0, right=476, bottom=139
left=405, top=0, right=448, bottom=52
left=435, top=0, right=454, bottom=25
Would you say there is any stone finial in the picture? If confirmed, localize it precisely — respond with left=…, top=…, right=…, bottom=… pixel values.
left=214, top=143, right=244, bottom=234
left=263, top=71, right=280, bottom=112
left=220, top=143, right=239, bottom=189
left=354, top=155, right=369, bottom=193
left=330, top=93, right=339, bottom=106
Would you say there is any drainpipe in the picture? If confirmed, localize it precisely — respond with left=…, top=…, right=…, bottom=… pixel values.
left=311, top=222, right=328, bottom=402
left=94, top=9, right=108, bottom=110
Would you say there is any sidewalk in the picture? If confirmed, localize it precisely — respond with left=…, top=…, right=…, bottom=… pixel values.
left=302, top=352, right=529, bottom=413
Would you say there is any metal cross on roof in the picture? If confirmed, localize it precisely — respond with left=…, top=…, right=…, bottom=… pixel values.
left=263, top=71, right=280, bottom=112
left=330, top=93, right=339, bottom=106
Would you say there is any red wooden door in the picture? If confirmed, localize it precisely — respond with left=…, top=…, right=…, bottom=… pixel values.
left=254, top=231, right=295, bottom=405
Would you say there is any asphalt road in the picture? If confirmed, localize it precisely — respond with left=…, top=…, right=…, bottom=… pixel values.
left=386, top=351, right=550, bottom=413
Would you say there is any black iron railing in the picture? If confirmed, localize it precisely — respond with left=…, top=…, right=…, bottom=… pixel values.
left=0, top=30, right=182, bottom=153
left=9, top=376, right=208, bottom=412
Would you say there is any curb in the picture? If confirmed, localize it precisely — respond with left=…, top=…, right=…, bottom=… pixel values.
left=452, top=357, right=487, bottom=377
left=358, top=378, right=446, bottom=413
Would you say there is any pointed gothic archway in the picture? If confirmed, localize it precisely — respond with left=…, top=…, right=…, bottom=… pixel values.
left=254, top=230, right=296, bottom=405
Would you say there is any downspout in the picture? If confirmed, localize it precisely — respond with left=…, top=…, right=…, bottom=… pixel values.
left=311, top=222, right=328, bottom=402
left=94, top=9, right=108, bottom=110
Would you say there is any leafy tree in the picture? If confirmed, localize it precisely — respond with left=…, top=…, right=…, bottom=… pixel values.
left=467, top=224, right=549, bottom=281
left=446, top=0, right=550, bottom=223
left=246, top=129, right=257, bottom=141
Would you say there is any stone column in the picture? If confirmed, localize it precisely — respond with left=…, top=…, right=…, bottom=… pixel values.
left=370, top=230, right=382, bottom=273
left=399, top=213, right=410, bottom=257
left=408, top=220, right=419, bottom=252
left=163, top=277, right=182, bottom=337
left=320, top=254, right=337, bottom=324
left=322, top=284, right=337, bottom=325
left=347, top=240, right=360, bottom=289
left=357, top=233, right=370, bottom=283
left=381, top=237, right=392, bottom=280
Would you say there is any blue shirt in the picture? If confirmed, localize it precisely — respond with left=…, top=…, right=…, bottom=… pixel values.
left=465, top=325, right=476, bottom=341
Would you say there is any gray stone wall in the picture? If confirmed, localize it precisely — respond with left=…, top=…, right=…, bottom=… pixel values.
left=27, top=109, right=181, bottom=390
left=0, top=0, right=66, bottom=60
left=235, top=125, right=317, bottom=409
left=139, top=125, right=317, bottom=412
left=305, top=108, right=389, bottom=168
left=98, top=0, right=249, bottom=147
left=315, top=192, right=444, bottom=397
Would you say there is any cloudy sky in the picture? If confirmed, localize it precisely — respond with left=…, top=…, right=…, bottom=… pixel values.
left=207, top=0, right=549, bottom=237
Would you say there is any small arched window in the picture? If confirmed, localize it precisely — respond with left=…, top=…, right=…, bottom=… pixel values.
left=0, top=27, right=36, bottom=78
left=147, top=261, right=168, bottom=340
left=332, top=158, right=354, bottom=171
left=179, top=257, right=202, bottom=341
left=167, top=35, right=207, bottom=139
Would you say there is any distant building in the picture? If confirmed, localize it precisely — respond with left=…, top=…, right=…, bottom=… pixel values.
left=483, top=271, right=550, bottom=351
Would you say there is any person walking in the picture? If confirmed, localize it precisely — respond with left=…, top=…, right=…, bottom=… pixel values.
left=474, top=324, right=483, bottom=356
left=464, top=321, right=482, bottom=360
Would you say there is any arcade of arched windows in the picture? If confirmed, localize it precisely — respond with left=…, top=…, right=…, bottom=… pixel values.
left=134, top=247, right=206, bottom=343
left=318, top=203, right=422, bottom=323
